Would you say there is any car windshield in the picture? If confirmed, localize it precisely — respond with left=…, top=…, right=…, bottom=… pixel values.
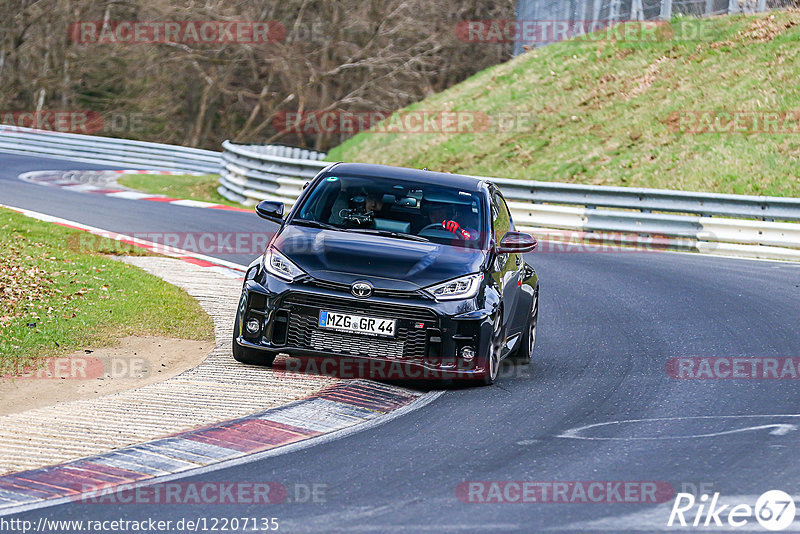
left=292, top=174, right=487, bottom=249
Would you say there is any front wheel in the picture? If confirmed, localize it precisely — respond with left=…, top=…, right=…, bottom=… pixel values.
left=476, top=312, right=503, bottom=386
left=232, top=330, right=278, bottom=367
left=511, top=288, right=538, bottom=365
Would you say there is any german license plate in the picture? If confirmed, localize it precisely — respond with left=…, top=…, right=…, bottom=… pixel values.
left=318, top=310, right=396, bottom=338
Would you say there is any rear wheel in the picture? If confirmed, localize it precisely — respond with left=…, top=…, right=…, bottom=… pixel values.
left=511, top=289, right=538, bottom=365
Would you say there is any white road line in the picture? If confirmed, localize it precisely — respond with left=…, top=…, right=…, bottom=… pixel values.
left=558, top=414, right=800, bottom=441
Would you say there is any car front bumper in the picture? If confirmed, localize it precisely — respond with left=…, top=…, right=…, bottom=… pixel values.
left=234, top=272, right=497, bottom=381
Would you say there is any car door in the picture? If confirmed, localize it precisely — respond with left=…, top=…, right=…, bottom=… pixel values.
left=490, top=188, right=522, bottom=342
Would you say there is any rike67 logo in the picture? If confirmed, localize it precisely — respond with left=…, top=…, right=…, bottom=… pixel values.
left=668, top=490, right=796, bottom=531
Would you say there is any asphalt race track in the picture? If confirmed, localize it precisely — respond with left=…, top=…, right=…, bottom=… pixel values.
left=3, top=153, right=800, bottom=532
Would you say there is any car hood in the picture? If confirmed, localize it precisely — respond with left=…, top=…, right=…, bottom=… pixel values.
left=275, top=225, right=486, bottom=290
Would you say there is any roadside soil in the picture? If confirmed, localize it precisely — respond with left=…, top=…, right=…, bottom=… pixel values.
left=0, top=336, right=212, bottom=415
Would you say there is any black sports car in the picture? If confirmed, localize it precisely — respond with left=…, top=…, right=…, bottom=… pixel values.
left=233, top=162, right=539, bottom=385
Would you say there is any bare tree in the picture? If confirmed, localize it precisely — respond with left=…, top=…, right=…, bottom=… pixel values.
left=0, top=0, right=513, bottom=150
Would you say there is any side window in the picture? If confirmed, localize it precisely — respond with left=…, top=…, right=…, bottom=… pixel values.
left=492, top=191, right=511, bottom=245
left=300, top=179, right=339, bottom=222
left=504, top=196, right=515, bottom=231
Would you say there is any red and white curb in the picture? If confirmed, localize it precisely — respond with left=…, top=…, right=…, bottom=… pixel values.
left=19, top=170, right=250, bottom=213
left=0, top=381, right=438, bottom=515
left=0, top=202, right=441, bottom=516
left=0, top=203, right=246, bottom=279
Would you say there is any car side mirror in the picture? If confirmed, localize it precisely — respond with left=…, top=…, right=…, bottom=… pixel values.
left=496, top=231, right=537, bottom=254
left=255, top=200, right=285, bottom=224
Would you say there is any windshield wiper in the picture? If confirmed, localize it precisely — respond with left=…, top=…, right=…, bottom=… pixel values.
left=292, top=219, right=342, bottom=231
left=348, top=228, right=430, bottom=243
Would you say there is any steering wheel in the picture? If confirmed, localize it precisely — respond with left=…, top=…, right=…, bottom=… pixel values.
left=418, top=223, right=465, bottom=240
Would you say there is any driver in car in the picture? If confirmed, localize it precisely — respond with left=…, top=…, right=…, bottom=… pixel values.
left=423, top=200, right=478, bottom=241
left=364, top=192, right=384, bottom=216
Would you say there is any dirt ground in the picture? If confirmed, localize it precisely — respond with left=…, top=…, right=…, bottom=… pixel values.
left=0, top=336, right=213, bottom=415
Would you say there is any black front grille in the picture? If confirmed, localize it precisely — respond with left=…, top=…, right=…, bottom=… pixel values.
left=282, top=293, right=437, bottom=321
left=281, top=292, right=436, bottom=359
left=297, top=278, right=427, bottom=300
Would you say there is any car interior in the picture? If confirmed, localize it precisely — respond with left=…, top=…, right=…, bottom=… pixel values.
left=296, top=175, right=485, bottom=247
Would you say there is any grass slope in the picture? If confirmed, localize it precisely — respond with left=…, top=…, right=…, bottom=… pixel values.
left=329, top=11, right=800, bottom=197
left=0, top=209, right=214, bottom=373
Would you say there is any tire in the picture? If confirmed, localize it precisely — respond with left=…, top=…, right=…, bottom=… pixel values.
left=232, top=329, right=278, bottom=367
left=476, top=312, right=503, bottom=386
left=511, top=288, right=538, bottom=365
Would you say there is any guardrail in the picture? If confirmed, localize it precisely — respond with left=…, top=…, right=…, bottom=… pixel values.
left=219, top=141, right=800, bottom=261
left=1, top=129, right=796, bottom=261
left=493, top=177, right=800, bottom=260
left=218, top=141, right=328, bottom=205
left=0, top=125, right=220, bottom=173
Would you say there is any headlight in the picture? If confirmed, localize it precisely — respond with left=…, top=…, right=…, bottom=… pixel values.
left=425, top=273, right=483, bottom=301
left=263, top=247, right=305, bottom=282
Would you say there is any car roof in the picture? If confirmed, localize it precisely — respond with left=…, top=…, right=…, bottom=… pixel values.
left=323, top=162, right=487, bottom=192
